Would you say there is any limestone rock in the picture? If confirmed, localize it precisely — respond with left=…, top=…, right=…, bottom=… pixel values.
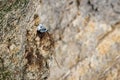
left=0, top=0, right=120, bottom=80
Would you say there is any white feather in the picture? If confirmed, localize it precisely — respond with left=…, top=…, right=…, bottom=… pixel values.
left=37, top=24, right=48, bottom=32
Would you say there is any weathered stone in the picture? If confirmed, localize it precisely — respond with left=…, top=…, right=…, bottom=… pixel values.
left=0, top=0, right=120, bottom=80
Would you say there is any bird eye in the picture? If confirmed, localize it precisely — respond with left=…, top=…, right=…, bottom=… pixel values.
left=40, top=26, right=42, bottom=28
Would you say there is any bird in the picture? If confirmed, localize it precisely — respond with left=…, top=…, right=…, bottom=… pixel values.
left=36, top=24, right=49, bottom=39
left=37, top=24, right=48, bottom=33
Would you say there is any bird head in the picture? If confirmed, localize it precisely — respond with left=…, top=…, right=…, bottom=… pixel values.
left=37, top=24, right=48, bottom=33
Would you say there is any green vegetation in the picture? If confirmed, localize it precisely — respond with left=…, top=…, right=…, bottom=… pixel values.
left=0, top=58, right=13, bottom=80
left=0, top=0, right=29, bottom=25
left=0, top=0, right=29, bottom=43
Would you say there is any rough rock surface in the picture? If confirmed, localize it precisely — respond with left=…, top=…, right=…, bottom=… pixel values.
left=0, top=0, right=120, bottom=80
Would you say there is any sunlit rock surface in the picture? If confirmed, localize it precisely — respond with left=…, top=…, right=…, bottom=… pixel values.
left=0, top=0, right=120, bottom=80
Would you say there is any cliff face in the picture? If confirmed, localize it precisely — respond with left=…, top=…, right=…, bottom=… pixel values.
left=0, top=0, right=120, bottom=80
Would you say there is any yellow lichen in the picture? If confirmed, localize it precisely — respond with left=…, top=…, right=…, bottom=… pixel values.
left=97, top=39, right=114, bottom=55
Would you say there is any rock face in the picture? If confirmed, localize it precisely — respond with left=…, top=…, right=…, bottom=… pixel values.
left=0, top=0, right=120, bottom=80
